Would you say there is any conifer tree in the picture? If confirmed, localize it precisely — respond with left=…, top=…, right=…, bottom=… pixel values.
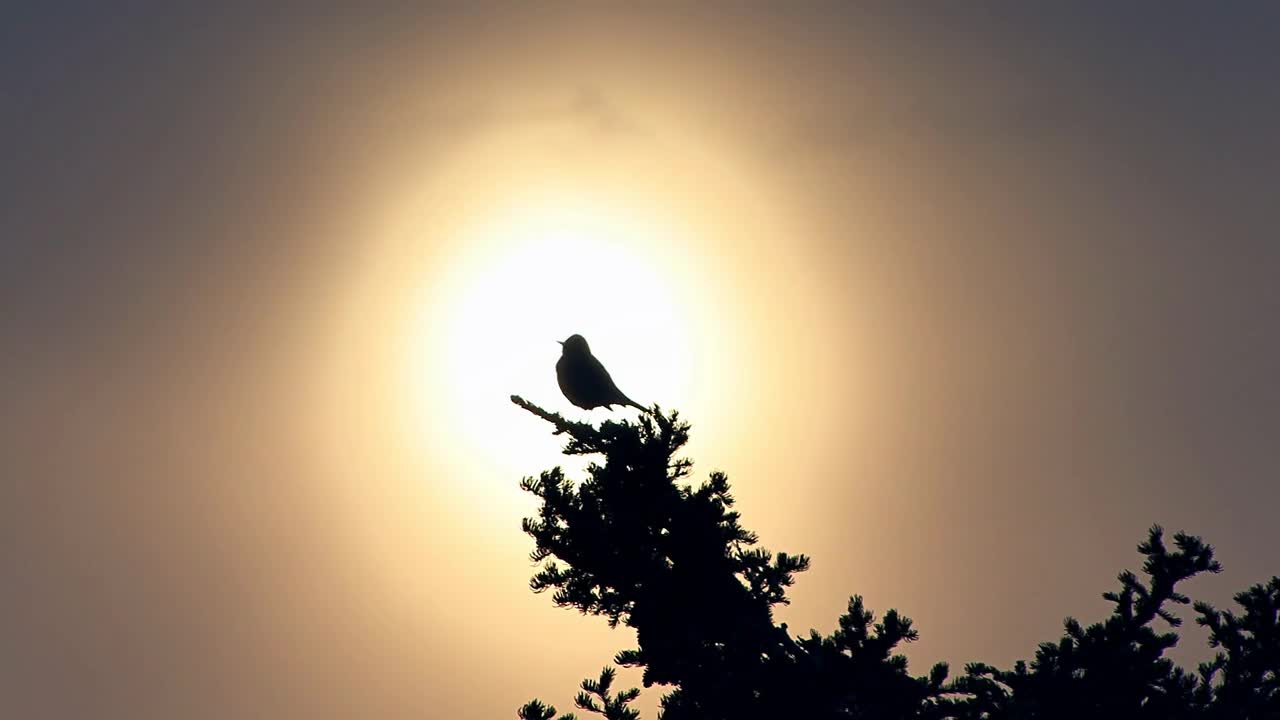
left=510, top=396, right=1278, bottom=719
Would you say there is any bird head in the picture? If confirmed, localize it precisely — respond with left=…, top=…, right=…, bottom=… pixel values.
left=559, top=334, right=590, bottom=356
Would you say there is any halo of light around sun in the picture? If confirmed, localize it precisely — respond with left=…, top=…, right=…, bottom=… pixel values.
left=414, top=195, right=703, bottom=482
left=323, top=121, right=824, bottom=537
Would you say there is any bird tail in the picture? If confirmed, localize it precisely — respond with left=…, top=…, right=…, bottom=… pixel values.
left=627, top=397, right=672, bottom=433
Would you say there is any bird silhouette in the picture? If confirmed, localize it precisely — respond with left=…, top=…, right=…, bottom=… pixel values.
left=556, top=334, right=646, bottom=412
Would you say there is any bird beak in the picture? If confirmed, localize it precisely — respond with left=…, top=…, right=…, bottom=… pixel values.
left=556, top=340, right=564, bottom=346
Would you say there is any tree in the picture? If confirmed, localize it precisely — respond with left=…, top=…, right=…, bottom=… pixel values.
left=510, top=396, right=1278, bottom=719
left=1196, top=577, right=1280, bottom=719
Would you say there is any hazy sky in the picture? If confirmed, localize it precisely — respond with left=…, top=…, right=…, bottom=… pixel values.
left=3, top=4, right=1279, bottom=719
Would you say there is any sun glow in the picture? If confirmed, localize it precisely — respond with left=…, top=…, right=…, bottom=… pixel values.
left=409, top=192, right=719, bottom=514
left=325, top=120, right=797, bottom=534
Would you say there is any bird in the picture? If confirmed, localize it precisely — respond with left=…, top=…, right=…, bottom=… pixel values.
left=556, top=334, right=646, bottom=412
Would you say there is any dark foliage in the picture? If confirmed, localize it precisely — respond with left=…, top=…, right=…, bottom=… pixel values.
left=1196, top=577, right=1280, bottom=719
left=510, top=396, right=1278, bottom=720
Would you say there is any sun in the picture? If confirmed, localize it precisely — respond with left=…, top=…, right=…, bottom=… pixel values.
left=353, top=120, right=781, bottom=526
left=407, top=191, right=713, bottom=514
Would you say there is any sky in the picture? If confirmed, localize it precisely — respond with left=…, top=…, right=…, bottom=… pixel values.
left=3, top=4, right=1279, bottom=719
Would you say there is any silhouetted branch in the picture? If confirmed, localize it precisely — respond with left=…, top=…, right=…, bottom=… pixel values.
left=518, top=699, right=576, bottom=720
left=511, top=395, right=598, bottom=438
